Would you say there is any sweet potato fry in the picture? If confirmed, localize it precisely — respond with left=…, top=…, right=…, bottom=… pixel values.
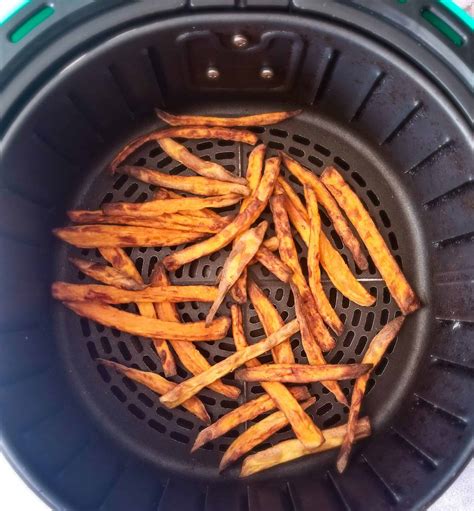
left=159, top=138, right=247, bottom=185
left=156, top=108, right=302, bottom=127
left=162, top=156, right=281, bottom=271
left=281, top=154, right=368, bottom=270
left=191, top=386, right=310, bottom=452
left=63, top=301, right=230, bottom=342
left=53, top=225, right=206, bottom=248
left=241, top=417, right=371, bottom=477
left=321, top=167, right=421, bottom=315
left=253, top=246, right=293, bottom=282
left=248, top=280, right=294, bottom=364
left=151, top=263, right=240, bottom=399
left=235, top=363, right=372, bottom=383
left=230, top=305, right=324, bottom=450
left=68, top=257, right=145, bottom=290
left=159, top=318, right=300, bottom=409
left=98, top=247, right=141, bottom=281
left=206, top=220, right=268, bottom=324
left=153, top=188, right=224, bottom=221
left=114, top=165, right=249, bottom=197
left=337, top=316, right=405, bottom=473
left=109, top=126, right=258, bottom=170
left=262, top=236, right=279, bottom=251
left=220, top=397, right=316, bottom=470
left=98, top=359, right=209, bottom=423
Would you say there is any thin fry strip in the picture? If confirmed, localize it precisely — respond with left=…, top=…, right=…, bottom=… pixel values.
left=235, top=363, right=372, bottom=383
left=241, top=417, right=371, bottom=477
left=110, top=126, right=258, bottom=170
left=321, top=167, right=421, bottom=315
left=53, top=225, right=206, bottom=248
left=191, top=386, right=310, bottom=451
left=98, top=359, right=209, bottom=423
left=99, top=247, right=141, bottom=280
left=270, top=192, right=335, bottom=352
left=253, top=246, right=293, bottom=282
left=162, top=156, right=281, bottom=271
left=154, top=188, right=223, bottom=221
left=220, top=397, right=316, bottom=470
left=63, top=301, right=230, bottom=342
left=159, top=318, right=300, bottom=408
left=159, top=138, right=247, bottom=185
left=52, top=282, right=219, bottom=304
left=151, top=263, right=240, bottom=399
left=230, top=305, right=324, bottom=450
left=281, top=154, right=368, bottom=270
left=337, top=316, right=405, bottom=473
left=115, top=165, right=249, bottom=197
left=206, top=220, right=268, bottom=324
left=156, top=108, right=302, bottom=127
left=248, top=280, right=294, bottom=364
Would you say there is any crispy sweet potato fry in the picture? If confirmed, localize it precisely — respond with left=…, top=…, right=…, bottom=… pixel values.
left=151, top=263, right=240, bottom=399
left=156, top=108, right=302, bottom=127
left=63, top=301, right=230, bottom=342
left=321, top=167, right=421, bottom=315
left=253, top=246, right=293, bottom=282
left=159, top=138, right=247, bottom=185
left=262, top=236, right=279, bottom=251
left=115, top=165, right=249, bottom=197
left=53, top=225, right=206, bottom=248
left=191, top=386, right=310, bottom=451
left=220, top=397, right=316, bottom=470
left=99, top=247, right=141, bottom=280
left=248, top=280, right=294, bottom=364
left=153, top=188, right=224, bottom=221
left=206, top=220, right=268, bottom=324
left=162, top=156, right=281, bottom=271
left=159, top=318, right=300, bottom=409
left=235, top=363, right=372, bottom=383
left=109, top=126, right=258, bottom=170
left=98, top=359, right=209, bottom=423
left=337, top=316, right=405, bottom=473
left=281, top=154, right=368, bottom=270
left=241, top=417, right=371, bottom=477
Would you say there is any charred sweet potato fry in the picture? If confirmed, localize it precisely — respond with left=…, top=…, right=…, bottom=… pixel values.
left=162, top=156, right=281, bottom=271
left=114, top=165, right=249, bottom=197
left=337, top=316, right=405, bottom=473
left=321, top=167, right=421, bottom=315
left=156, top=108, right=302, bottom=127
left=191, top=385, right=310, bottom=451
left=62, top=301, right=230, bottom=342
left=281, top=154, right=368, bottom=270
left=98, top=359, right=209, bottom=423
left=159, top=138, right=247, bottom=185
left=53, top=225, right=206, bottom=248
left=253, top=246, right=292, bottom=283
left=241, top=417, right=371, bottom=477
left=206, top=221, right=268, bottom=324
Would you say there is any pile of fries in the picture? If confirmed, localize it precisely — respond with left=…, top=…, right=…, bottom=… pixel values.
left=53, top=108, right=421, bottom=476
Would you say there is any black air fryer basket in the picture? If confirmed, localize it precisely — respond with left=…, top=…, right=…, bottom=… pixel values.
left=1, top=1, right=472, bottom=510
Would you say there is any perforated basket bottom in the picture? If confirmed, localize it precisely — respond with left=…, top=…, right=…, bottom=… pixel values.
left=54, top=112, right=426, bottom=480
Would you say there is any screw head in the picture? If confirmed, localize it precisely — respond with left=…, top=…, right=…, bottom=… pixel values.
left=260, top=67, right=274, bottom=80
left=232, top=34, right=249, bottom=48
left=206, top=67, right=220, bottom=80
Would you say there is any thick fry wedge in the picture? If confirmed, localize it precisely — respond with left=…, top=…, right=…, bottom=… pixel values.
left=191, top=385, right=310, bottom=452
left=321, top=167, right=421, bottom=315
left=156, top=108, right=302, bottom=127
left=68, top=257, right=145, bottom=290
left=115, top=165, right=249, bottom=197
left=109, top=126, right=258, bottom=170
left=281, top=154, right=368, bottom=270
left=159, top=138, right=247, bottom=185
left=248, top=280, right=294, bottom=364
left=337, top=316, right=405, bottom=473
left=270, top=192, right=335, bottom=351
left=63, top=301, right=230, bottom=342
left=235, top=363, right=372, bottom=383
left=98, top=359, right=209, bottom=423
left=159, top=318, right=300, bottom=408
left=253, top=247, right=293, bottom=282
left=53, top=225, right=206, bottom=248
left=206, top=220, right=268, bottom=324
left=241, top=417, right=371, bottom=477
left=52, top=282, right=219, bottom=304
left=151, top=263, right=240, bottom=399
left=162, top=156, right=281, bottom=271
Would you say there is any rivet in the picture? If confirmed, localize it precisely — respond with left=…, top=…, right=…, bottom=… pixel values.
left=232, top=34, right=249, bottom=48
left=260, top=67, right=274, bottom=80
left=206, top=67, right=220, bottom=80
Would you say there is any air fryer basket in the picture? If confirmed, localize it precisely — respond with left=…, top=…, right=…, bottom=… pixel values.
left=1, top=5, right=472, bottom=511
